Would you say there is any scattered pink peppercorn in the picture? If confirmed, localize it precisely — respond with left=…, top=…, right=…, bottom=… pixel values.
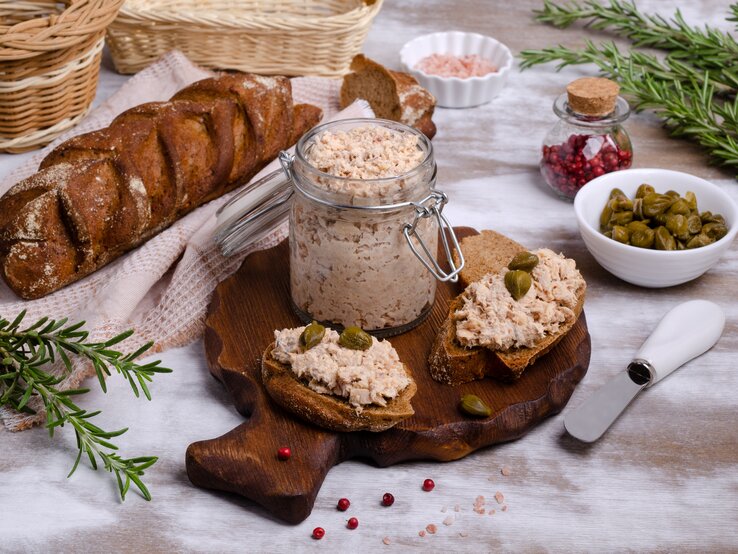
left=277, top=447, right=291, bottom=461
left=347, top=517, right=359, bottom=530
left=422, top=479, right=435, bottom=492
left=312, top=527, right=325, bottom=540
left=382, top=492, right=395, bottom=506
left=337, top=498, right=350, bottom=511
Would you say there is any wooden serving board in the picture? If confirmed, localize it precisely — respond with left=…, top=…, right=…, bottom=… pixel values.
left=186, top=228, right=591, bottom=523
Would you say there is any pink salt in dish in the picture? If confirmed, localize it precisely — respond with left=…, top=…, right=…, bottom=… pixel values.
left=414, top=53, right=497, bottom=79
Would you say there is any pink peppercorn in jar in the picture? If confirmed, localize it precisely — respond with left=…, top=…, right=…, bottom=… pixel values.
left=540, top=77, right=633, bottom=200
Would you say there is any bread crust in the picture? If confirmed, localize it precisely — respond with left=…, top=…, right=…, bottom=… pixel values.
left=430, top=231, right=587, bottom=385
left=261, top=343, right=417, bottom=432
left=0, top=74, right=323, bottom=299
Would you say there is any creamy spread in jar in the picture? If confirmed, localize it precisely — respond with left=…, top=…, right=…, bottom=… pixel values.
left=290, top=122, right=438, bottom=332
left=454, top=248, right=585, bottom=350
left=272, top=326, right=411, bottom=412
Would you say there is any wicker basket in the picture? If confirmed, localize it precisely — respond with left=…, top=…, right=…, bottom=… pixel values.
left=107, top=0, right=383, bottom=78
left=0, top=0, right=124, bottom=153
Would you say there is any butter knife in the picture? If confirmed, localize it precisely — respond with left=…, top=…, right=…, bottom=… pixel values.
left=564, top=300, right=725, bottom=443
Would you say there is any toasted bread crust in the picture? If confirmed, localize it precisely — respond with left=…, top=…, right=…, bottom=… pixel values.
left=431, top=231, right=587, bottom=385
left=261, top=343, right=417, bottom=432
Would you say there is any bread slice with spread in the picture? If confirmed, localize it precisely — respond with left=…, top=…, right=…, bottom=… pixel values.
left=262, top=323, right=416, bottom=432
left=429, top=231, right=586, bottom=384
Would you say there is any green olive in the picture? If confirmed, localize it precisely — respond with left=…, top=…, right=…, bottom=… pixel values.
left=654, top=226, right=677, bottom=250
left=338, top=326, right=373, bottom=351
left=299, top=321, right=325, bottom=351
left=686, top=233, right=715, bottom=249
left=611, top=225, right=630, bottom=244
left=642, top=193, right=674, bottom=218
left=508, top=251, right=539, bottom=272
left=505, top=270, right=532, bottom=301
left=459, top=394, right=492, bottom=418
left=635, top=184, right=655, bottom=199
left=631, top=228, right=655, bottom=248
left=702, top=222, right=728, bottom=241
left=686, top=214, right=703, bottom=235
left=668, top=199, right=691, bottom=216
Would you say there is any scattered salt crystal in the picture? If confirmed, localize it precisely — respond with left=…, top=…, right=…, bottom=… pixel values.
left=454, top=504, right=460, bottom=512
left=443, top=516, right=454, bottom=526
left=459, top=532, right=468, bottom=538
left=441, top=506, right=447, bottom=513
left=426, top=524, right=437, bottom=534
left=502, top=505, right=508, bottom=512
left=383, top=537, right=391, bottom=545
left=474, top=507, right=486, bottom=515
left=494, top=491, right=505, bottom=504
left=501, top=466, right=511, bottom=476
left=489, top=509, right=496, bottom=515
left=418, top=530, right=426, bottom=537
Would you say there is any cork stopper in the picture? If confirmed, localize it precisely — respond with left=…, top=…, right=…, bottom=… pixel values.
left=566, top=77, right=620, bottom=117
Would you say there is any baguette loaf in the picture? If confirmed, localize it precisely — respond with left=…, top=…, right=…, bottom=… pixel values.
left=340, top=54, right=437, bottom=139
left=429, top=231, right=586, bottom=385
left=0, top=74, right=322, bottom=299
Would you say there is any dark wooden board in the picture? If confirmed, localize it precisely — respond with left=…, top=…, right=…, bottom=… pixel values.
left=186, top=227, right=591, bottom=523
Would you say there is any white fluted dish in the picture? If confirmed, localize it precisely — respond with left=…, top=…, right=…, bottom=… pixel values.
left=400, top=31, right=512, bottom=108
left=574, top=168, right=738, bottom=287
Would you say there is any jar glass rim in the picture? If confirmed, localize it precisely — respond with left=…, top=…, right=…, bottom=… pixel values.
left=294, top=117, right=435, bottom=185
left=553, top=93, right=631, bottom=126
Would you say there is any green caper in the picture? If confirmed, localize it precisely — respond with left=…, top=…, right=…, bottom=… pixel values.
left=642, top=193, right=674, bottom=218
left=504, top=270, right=532, bottom=301
left=665, top=190, right=681, bottom=199
left=654, top=226, right=677, bottom=250
left=611, top=225, right=630, bottom=244
left=686, top=233, right=715, bottom=249
left=685, top=191, right=698, bottom=212
left=652, top=213, right=668, bottom=226
left=668, top=199, right=690, bottom=215
left=600, top=202, right=614, bottom=231
left=459, top=394, right=492, bottom=418
left=686, top=214, right=703, bottom=235
left=631, top=228, right=655, bottom=248
left=603, top=230, right=613, bottom=239
left=632, top=197, right=645, bottom=220
left=608, top=210, right=634, bottom=227
left=666, top=214, right=690, bottom=241
left=700, top=211, right=726, bottom=225
left=338, top=326, right=373, bottom=351
left=609, top=187, right=627, bottom=200
left=676, top=239, right=687, bottom=250
left=627, top=220, right=651, bottom=233
left=635, top=183, right=655, bottom=199
left=299, top=321, right=325, bottom=351
left=702, top=222, right=728, bottom=241
left=508, top=251, right=539, bottom=272
left=609, top=196, right=634, bottom=212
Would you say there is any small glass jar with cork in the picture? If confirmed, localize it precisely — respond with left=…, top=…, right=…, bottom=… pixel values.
left=540, top=77, right=633, bottom=200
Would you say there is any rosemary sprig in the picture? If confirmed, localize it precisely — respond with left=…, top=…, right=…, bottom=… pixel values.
left=533, top=0, right=738, bottom=71
left=0, top=311, right=171, bottom=501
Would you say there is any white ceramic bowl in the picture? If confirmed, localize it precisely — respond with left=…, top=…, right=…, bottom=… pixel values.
left=574, top=168, right=738, bottom=287
left=399, top=31, right=513, bottom=108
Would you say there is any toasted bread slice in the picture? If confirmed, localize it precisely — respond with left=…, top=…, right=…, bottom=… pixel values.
left=431, top=231, right=586, bottom=385
left=261, top=343, right=417, bottom=432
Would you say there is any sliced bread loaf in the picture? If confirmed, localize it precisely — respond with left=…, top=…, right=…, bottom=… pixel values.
left=340, top=54, right=437, bottom=139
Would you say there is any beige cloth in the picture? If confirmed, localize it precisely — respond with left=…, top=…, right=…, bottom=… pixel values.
left=0, top=51, right=374, bottom=431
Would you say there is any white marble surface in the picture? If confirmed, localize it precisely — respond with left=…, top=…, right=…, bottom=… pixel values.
left=1, top=1, right=737, bottom=551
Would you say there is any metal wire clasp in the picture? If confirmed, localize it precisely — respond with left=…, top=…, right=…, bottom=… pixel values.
left=403, top=191, right=465, bottom=283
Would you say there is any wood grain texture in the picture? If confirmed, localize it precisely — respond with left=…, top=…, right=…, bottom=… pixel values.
left=186, top=228, right=591, bottom=522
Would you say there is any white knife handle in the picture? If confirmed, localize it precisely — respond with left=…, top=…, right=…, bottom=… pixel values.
left=635, top=300, right=725, bottom=386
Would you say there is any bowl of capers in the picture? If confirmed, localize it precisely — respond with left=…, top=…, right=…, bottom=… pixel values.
left=574, top=168, right=738, bottom=287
